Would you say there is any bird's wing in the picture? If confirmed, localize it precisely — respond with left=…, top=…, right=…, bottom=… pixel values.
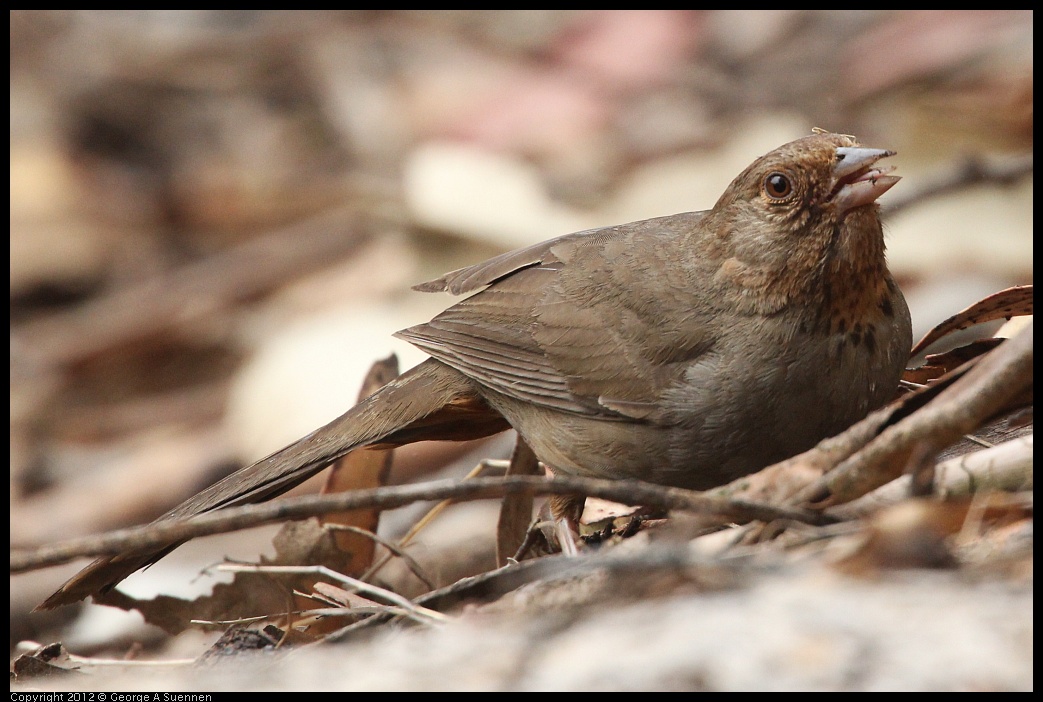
left=398, top=212, right=719, bottom=422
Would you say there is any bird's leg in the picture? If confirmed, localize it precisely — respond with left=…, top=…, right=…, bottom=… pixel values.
left=548, top=493, right=587, bottom=556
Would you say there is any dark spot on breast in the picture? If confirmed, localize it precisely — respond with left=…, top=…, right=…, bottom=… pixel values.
left=880, top=296, right=894, bottom=317
left=799, top=320, right=809, bottom=334
left=849, top=330, right=862, bottom=347
left=863, top=327, right=877, bottom=353
left=836, top=319, right=847, bottom=334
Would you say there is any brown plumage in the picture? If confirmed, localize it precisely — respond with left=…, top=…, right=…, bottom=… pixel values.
left=39, top=131, right=911, bottom=610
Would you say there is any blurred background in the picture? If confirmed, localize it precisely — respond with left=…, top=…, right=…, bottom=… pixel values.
left=10, top=10, right=1032, bottom=652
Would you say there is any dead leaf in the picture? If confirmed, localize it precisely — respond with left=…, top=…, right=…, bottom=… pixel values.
left=496, top=437, right=541, bottom=566
left=903, top=338, right=1004, bottom=385
left=911, top=284, right=1032, bottom=356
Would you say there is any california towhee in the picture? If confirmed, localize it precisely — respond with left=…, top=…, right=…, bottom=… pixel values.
left=39, top=131, right=911, bottom=609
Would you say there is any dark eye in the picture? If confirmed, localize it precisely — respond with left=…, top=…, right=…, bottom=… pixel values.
left=763, top=172, right=793, bottom=200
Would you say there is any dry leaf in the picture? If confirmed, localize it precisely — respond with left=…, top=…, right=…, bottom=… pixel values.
left=911, top=284, right=1033, bottom=356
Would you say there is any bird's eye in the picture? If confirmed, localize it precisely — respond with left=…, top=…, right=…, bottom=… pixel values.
left=763, top=172, right=793, bottom=200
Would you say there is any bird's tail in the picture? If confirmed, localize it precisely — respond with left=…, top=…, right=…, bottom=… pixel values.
left=36, top=358, right=509, bottom=610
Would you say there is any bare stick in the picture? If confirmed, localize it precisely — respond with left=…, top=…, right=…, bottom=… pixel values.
left=11, top=475, right=826, bottom=573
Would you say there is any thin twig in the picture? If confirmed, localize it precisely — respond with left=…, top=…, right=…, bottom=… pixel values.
left=216, top=563, right=449, bottom=624
left=325, top=524, right=436, bottom=591
left=359, top=458, right=509, bottom=584
left=11, top=474, right=826, bottom=573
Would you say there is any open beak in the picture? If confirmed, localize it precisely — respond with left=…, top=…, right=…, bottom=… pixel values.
left=832, top=146, right=900, bottom=214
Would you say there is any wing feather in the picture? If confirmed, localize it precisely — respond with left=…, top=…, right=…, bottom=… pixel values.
left=398, top=213, right=717, bottom=423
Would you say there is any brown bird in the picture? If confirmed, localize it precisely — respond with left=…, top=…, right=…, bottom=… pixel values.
left=38, top=131, right=912, bottom=610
